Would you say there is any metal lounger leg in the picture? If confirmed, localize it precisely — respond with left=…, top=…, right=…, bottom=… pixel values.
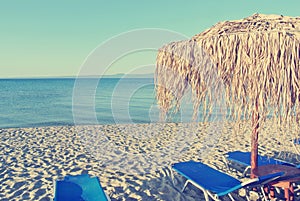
left=182, top=180, right=212, bottom=201
left=170, top=170, right=175, bottom=186
left=260, top=186, right=269, bottom=201
left=181, top=180, right=190, bottom=192
left=243, top=166, right=251, bottom=177
left=223, top=155, right=230, bottom=170
left=228, top=193, right=235, bottom=201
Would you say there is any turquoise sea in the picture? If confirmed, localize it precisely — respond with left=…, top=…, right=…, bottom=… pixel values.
left=0, top=78, right=197, bottom=128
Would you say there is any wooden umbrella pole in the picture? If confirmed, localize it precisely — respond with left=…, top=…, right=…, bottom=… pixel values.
left=251, top=102, right=259, bottom=178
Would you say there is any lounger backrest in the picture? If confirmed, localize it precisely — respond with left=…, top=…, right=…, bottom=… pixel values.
left=242, top=171, right=284, bottom=187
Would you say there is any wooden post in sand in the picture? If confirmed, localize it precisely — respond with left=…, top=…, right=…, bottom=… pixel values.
left=251, top=101, right=259, bottom=178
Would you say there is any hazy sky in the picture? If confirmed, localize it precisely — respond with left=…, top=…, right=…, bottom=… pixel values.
left=1, top=0, right=299, bottom=78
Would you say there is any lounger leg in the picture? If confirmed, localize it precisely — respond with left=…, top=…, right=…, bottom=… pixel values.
left=203, top=191, right=210, bottom=201
left=293, top=143, right=300, bottom=155
left=182, top=180, right=190, bottom=192
left=290, top=184, right=294, bottom=201
left=228, top=193, right=235, bottom=201
left=170, top=171, right=175, bottom=186
left=243, top=166, right=250, bottom=177
left=186, top=180, right=214, bottom=201
left=260, top=186, right=269, bottom=201
left=223, top=156, right=230, bottom=170
left=245, top=193, right=251, bottom=201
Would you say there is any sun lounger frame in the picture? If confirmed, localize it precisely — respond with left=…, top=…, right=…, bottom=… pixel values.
left=171, top=160, right=284, bottom=201
left=224, top=151, right=296, bottom=177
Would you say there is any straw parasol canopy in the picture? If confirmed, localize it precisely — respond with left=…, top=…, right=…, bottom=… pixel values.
left=155, top=13, right=300, bottom=177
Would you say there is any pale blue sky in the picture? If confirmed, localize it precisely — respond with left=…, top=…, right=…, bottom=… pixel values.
left=0, top=0, right=299, bottom=78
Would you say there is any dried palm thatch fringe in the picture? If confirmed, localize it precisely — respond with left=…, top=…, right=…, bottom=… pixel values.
left=155, top=14, right=300, bottom=127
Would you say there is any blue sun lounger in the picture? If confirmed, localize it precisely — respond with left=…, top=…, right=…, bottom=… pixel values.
left=172, top=161, right=284, bottom=201
left=53, top=174, right=110, bottom=201
left=224, top=151, right=297, bottom=177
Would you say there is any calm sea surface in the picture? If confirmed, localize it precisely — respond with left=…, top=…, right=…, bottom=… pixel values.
left=0, top=78, right=197, bottom=128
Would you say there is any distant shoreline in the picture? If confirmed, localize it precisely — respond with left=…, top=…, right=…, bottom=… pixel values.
left=0, top=73, right=154, bottom=79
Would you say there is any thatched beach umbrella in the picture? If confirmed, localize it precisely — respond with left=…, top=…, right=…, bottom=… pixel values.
left=155, top=14, right=300, bottom=177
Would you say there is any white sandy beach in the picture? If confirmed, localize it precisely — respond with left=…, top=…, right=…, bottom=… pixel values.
left=0, top=121, right=300, bottom=201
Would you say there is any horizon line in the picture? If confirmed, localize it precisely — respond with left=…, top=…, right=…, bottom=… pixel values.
left=0, top=73, right=155, bottom=79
